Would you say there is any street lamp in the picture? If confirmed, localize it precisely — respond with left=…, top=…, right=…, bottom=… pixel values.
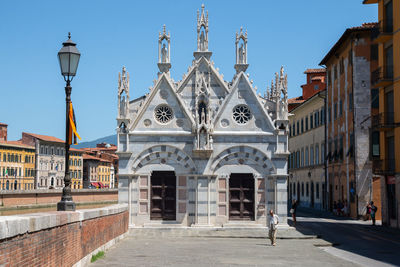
left=57, top=32, right=80, bottom=211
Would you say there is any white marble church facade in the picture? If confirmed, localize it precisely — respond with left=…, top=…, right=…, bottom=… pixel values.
left=117, top=5, right=290, bottom=227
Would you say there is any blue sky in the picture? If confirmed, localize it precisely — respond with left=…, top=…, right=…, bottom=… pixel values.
left=0, top=1, right=377, bottom=142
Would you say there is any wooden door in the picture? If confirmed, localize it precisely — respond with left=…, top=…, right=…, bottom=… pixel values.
left=150, top=171, right=176, bottom=220
left=229, top=173, right=254, bottom=220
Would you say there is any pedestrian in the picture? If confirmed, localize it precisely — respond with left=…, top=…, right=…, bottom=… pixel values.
left=333, top=201, right=338, bottom=215
left=370, top=201, right=378, bottom=226
left=290, top=199, right=298, bottom=226
left=365, top=202, right=371, bottom=221
left=268, top=209, right=279, bottom=246
left=342, top=200, right=348, bottom=216
left=337, top=200, right=344, bottom=216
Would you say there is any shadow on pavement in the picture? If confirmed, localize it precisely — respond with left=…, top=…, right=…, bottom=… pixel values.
left=290, top=207, right=400, bottom=266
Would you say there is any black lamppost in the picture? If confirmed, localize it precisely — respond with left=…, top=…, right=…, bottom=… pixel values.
left=57, top=32, right=80, bottom=211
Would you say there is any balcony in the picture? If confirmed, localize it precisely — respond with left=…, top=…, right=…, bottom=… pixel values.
left=371, top=66, right=393, bottom=87
left=372, top=20, right=393, bottom=43
left=371, top=112, right=398, bottom=129
left=373, top=158, right=396, bottom=175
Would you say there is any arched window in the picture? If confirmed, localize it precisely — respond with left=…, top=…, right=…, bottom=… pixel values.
left=51, top=177, right=54, bottom=187
left=6, top=180, right=9, bottom=190
left=14, top=180, right=18, bottom=190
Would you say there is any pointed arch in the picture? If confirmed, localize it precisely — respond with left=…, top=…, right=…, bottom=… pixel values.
left=211, top=145, right=276, bottom=174
left=132, top=145, right=197, bottom=173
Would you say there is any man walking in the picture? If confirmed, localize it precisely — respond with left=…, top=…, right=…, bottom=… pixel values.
left=268, top=209, right=279, bottom=246
left=370, top=201, right=378, bottom=226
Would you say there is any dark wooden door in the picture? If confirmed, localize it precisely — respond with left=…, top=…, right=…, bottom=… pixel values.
left=229, top=173, right=254, bottom=220
left=150, top=171, right=176, bottom=220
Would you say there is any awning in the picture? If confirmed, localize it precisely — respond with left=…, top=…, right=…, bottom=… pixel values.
left=91, top=182, right=99, bottom=187
left=98, top=182, right=104, bottom=188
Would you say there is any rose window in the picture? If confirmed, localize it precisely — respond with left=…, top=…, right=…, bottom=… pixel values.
left=233, top=105, right=251, bottom=124
left=155, top=105, right=173, bottom=124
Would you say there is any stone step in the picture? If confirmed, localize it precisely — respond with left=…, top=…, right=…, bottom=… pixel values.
left=129, top=227, right=317, bottom=239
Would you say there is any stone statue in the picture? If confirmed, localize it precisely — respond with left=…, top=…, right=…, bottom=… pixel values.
left=200, top=31, right=205, bottom=51
left=238, top=43, right=244, bottom=64
left=201, top=109, right=205, bottom=124
left=199, top=129, right=207, bottom=149
left=161, top=43, right=168, bottom=63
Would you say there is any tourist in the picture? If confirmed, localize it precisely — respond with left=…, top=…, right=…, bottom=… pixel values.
left=337, top=200, right=344, bottom=216
left=333, top=201, right=338, bottom=215
left=365, top=202, right=372, bottom=221
left=370, top=201, right=378, bottom=226
left=290, top=199, right=298, bottom=226
left=268, top=209, right=279, bottom=246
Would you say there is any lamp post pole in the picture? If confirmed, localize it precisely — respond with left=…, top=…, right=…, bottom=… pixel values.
left=57, top=80, right=75, bottom=211
left=57, top=33, right=80, bottom=211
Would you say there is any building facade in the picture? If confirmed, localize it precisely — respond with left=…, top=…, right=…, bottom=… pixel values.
left=21, top=133, right=66, bottom=189
left=0, top=123, right=7, bottom=142
left=364, top=0, right=400, bottom=227
left=117, top=6, right=289, bottom=227
left=320, top=23, right=379, bottom=218
left=288, top=69, right=326, bottom=210
left=0, top=141, right=35, bottom=190
left=70, top=148, right=83, bottom=189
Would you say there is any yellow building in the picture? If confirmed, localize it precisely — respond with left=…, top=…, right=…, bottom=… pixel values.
left=364, top=0, right=400, bottom=228
left=0, top=141, right=35, bottom=190
left=97, top=159, right=111, bottom=188
left=69, top=148, right=83, bottom=189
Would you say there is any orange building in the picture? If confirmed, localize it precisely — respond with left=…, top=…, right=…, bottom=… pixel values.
left=320, top=23, right=379, bottom=218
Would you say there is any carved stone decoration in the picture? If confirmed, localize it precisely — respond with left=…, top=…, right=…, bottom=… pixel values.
left=154, top=104, right=173, bottom=124
left=158, top=25, right=171, bottom=73
left=118, top=66, right=130, bottom=118
left=143, top=119, right=152, bottom=127
left=221, top=119, right=229, bottom=128
left=234, top=27, right=249, bottom=73
left=197, top=4, right=208, bottom=52
left=160, top=89, right=169, bottom=99
left=176, top=118, right=184, bottom=128
left=233, top=105, right=252, bottom=124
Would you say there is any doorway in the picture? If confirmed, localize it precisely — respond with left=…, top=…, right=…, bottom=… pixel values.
left=229, top=173, right=254, bottom=220
left=150, top=171, right=176, bottom=220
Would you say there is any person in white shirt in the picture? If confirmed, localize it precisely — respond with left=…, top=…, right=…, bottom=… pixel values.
left=268, top=209, right=279, bottom=246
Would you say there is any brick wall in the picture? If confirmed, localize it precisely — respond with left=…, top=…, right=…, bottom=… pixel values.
left=0, top=189, right=117, bottom=208
left=0, top=204, right=128, bottom=267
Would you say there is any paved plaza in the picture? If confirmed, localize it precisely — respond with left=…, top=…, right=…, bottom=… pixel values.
left=92, top=209, right=400, bottom=267
left=92, top=236, right=356, bottom=267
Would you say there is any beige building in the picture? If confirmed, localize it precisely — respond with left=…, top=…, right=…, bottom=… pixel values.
left=288, top=70, right=326, bottom=210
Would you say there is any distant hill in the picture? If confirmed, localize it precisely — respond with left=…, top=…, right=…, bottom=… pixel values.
left=72, top=134, right=117, bottom=149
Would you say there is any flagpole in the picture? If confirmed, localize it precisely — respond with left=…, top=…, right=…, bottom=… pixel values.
left=57, top=79, right=76, bottom=211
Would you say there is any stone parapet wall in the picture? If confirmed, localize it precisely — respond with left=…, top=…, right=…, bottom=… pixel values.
left=0, top=189, right=118, bottom=208
left=0, top=204, right=128, bottom=267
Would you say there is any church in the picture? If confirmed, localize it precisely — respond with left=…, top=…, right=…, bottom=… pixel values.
left=117, top=5, right=290, bottom=227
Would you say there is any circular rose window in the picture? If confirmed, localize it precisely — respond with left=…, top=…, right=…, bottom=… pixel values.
left=155, top=104, right=173, bottom=124
left=233, top=105, right=251, bottom=124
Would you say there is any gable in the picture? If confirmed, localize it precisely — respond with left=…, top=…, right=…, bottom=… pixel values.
left=214, top=73, right=275, bottom=132
left=131, top=75, right=194, bottom=132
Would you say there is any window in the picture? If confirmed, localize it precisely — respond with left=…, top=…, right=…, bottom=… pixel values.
left=310, top=146, right=314, bottom=166
left=305, top=117, right=309, bottom=131
left=301, top=119, right=304, bottom=133
left=339, top=100, right=343, bottom=116
left=310, top=114, right=313, bottom=129
left=334, top=103, right=337, bottom=119
left=315, top=145, right=319, bottom=165
left=305, top=147, right=309, bottom=166
left=301, top=183, right=304, bottom=196
left=334, top=65, right=337, bottom=80
left=233, top=105, right=252, bottom=124
left=316, top=183, right=320, bottom=199
left=315, top=112, right=319, bottom=127
left=349, top=49, right=353, bottom=65
left=371, top=89, right=379, bottom=109
left=321, top=143, right=325, bottom=164
left=339, top=58, right=344, bottom=74
left=301, top=148, right=304, bottom=167
left=385, top=45, right=394, bottom=79
left=321, top=109, right=325, bottom=125
left=296, top=151, right=300, bottom=168
left=306, top=183, right=309, bottom=197
left=155, top=104, right=173, bottom=124
left=371, top=131, right=380, bottom=157
left=297, top=121, right=300, bottom=135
